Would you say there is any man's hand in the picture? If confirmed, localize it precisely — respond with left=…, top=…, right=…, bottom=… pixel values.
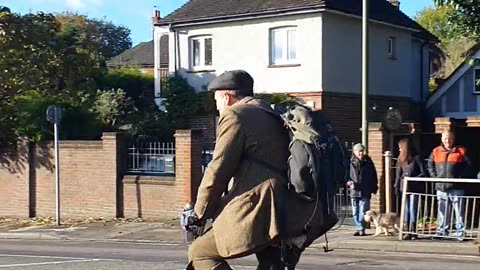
left=187, top=214, right=201, bottom=227
left=185, top=214, right=205, bottom=239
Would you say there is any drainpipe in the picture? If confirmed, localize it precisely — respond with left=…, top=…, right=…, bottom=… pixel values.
left=419, top=41, right=429, bottom=127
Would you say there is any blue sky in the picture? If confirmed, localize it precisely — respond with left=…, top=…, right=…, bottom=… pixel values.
left=3, top=0, right=434, bottom=46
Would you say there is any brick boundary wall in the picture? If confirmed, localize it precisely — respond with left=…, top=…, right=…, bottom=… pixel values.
left=0, top=133, right=121, bottom=219
left=1, top=130, right=207, bottom=220
left=123, top=129, right=204, bottom=219
left=0, top=139, right=30, bottom=217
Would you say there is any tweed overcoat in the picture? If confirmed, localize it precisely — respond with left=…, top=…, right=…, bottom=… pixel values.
left=194, top=97, right=336, bottom=258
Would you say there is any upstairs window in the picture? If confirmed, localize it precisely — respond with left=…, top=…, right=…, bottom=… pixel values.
left=190, top=36, right=213, bottom=69
left=388, top=36, right=396, bottom=59
left=270, top=27, right=297, bottom=65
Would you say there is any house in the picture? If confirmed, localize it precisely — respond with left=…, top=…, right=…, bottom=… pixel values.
left=152, top=0, right=438, bottom=143
left=425, top=44, right=480, bottom=170
left=107, top=39, right=168, bottom=76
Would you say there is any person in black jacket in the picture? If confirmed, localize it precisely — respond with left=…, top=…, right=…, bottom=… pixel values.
left=348, top=143, right=378, bottom=236
left=394, top=138, right=428, bottom=240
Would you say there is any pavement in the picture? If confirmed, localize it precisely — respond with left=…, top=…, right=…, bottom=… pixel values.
left=0, top=217, right=478, bottom=256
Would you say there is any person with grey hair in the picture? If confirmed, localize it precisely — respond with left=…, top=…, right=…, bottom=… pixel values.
left=348, top=143, right=378, bottom=236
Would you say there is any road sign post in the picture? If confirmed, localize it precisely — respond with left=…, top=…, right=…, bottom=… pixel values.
left=46, top=106, right=62, bottom=225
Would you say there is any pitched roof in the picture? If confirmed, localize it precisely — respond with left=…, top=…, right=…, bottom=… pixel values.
left=426, top=44, right=480, bottom=108
left=157, top=0, right=437, bottom=42
left=106, top=38, right=169, bottom=68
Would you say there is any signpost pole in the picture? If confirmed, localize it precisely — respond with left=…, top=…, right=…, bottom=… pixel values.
left=54, top=121, right=60, bottom=226
left=47, top=105, right=62, bottom=226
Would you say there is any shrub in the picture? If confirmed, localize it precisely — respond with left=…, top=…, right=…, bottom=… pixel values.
left=162, top=76, right=200, bottom=128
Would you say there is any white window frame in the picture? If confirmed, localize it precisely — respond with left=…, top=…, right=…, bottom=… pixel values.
left=269, top=26, right=298, bottom=65
left=474, top=66, right=480, bottom=94
left=388, top=36, right=396, bottom=59
left=189, top=35, right=213, bottom=70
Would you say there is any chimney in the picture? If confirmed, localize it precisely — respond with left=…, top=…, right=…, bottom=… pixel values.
left=389, top=0, right=400, bottom=9
left=152, top=10, right=161, bottom=25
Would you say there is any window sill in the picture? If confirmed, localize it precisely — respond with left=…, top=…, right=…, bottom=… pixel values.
left=473, top=91, right=480, bottom=95
left=186, top=69, right=215, bottom=73
left=388, top=56, right=397, bottom=61
left=268, top=64, right=301, bottom=68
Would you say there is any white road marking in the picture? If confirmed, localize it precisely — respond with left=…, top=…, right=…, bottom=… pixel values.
left=0, top=254, right=86, bottom=260
left=230, top=266, right=306, bottom=270
left=0, top=253, right=119, bottom=261
left=0, top=253, right=121, bottom=268
left=341, top=249, right=480, bottom=260
left=0, top=259, right=107, bottom=268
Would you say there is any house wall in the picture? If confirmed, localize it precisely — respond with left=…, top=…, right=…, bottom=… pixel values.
left=427, top=64, right=480, bottom=120
left=169, top=13, right=324, bottom=93
left=321, top=12, right=414, bottom=98
left=155, top=11, right=429, bottom=102
left=410, top=39, right=425, bottom=102
left=292, top=92, right=420, bottom=143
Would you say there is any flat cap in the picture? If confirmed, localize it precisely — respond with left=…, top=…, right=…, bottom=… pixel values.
left=208, top=70, right=254, bottom=94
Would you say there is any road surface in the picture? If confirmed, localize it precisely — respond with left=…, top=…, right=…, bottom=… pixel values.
left=0, top=239, right=478, bottom=269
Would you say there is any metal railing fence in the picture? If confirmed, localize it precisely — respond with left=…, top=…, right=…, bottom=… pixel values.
left=400, top=177, right=480, bottom=240
left=127, top=141, right=175, bottom=174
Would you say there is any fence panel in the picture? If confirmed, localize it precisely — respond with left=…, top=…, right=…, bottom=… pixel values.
left=400, top=177, right=480, bottom=241
left=127, top=141, right=175, bottom=174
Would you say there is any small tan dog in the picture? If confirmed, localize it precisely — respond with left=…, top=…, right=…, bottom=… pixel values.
left=364, top=210, right=400, bottom=236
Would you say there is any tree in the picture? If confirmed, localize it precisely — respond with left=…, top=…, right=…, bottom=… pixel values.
left=12, top=90, right=103, bottom=142
left=415, top=4, right=476, bottom=78
left=93, top=89, right=135, bottom=128
left=0, top=6, right=10, bottom=13
left=53, top=13, right=132, bottom=95
left=99, top=68, right=155, bottom=110
left=55, top=13, right=132, bottom=60
left=0, top=12, right=61, bottom=101
left=162, top=77, right=201, bottom=129
left=414, top=5, right=462, bottom=41
left=0, top=12, right=61, bottom=147
left=439, top=38, right=476, bottom=77
left=0, top=10, right=134, bottom=148
left=434, top=0, right=480, bottom=39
